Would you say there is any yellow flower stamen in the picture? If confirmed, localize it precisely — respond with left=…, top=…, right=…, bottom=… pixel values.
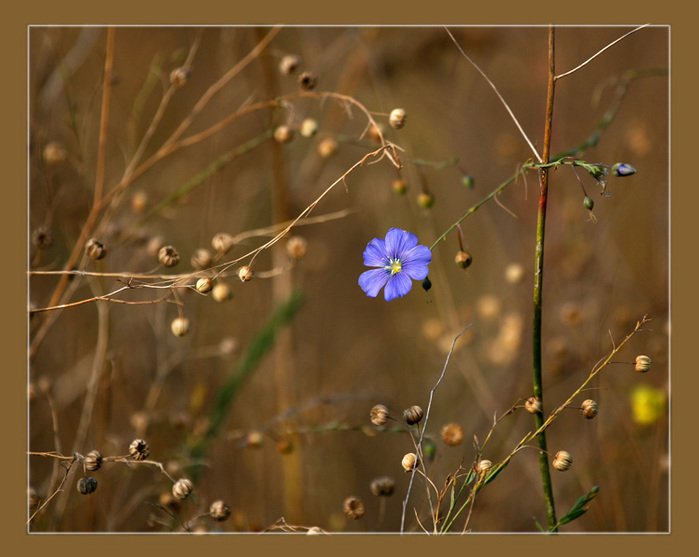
left=388, top=258, right=402, bottom=275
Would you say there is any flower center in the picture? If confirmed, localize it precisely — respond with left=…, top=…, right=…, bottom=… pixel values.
left=386, top=258, right=402, bottom=275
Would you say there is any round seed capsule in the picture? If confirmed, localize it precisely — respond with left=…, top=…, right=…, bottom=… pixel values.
left=212, top=282, right=232, bottom=302
left=286, top=236, right=308, bottom=261
left=211, top=232, right=235, bottom=255
left=454, top=250, right=473, bottom=269
left=170, top=316, right=190, bottom=337
left=237, top=265, right=254, bottom=282
left=388, top=108, right=407, bottom=130
left=298, top=71, right=317, bottom=90
left=401, top=452, right=420, bottom=472
left=84, top=450, right=103, bottom=472
left=190, top=248, right=213, bottom=270
left=317, top=137, right=338, bottom=158
left=403, top=405, right=424, bottom=426
left=172, top=478, right=193, bottom=500
left=370, top=404, right=389, bottom=426
left=552, top=450, right=573, bottom=472
left=583, top=196, right=595, bottom=211
left=524, top=396, right=542, bottom=414
left=158, top=245, right=180, bottom=267
left=635, top=355, right=652, bottom=373
left=43, top=141, right=67, bottom=164
left=476, top=459, right=493, bottom=474
left=85, top=238, right=107, bottom=261
left=392, top=178, right=408, bottom=195
left=77, top=476, right=98, bottom=495
left=440, top=423, right=464, bottom=447
left=417, top=192, right=435, bottom=209
left=369, top=476, right=395, bottom=497
left=273, top=125, right=294, bottom=144
left=342, top=496, right=365, bottom=520
left=128, top=438, right=150, bottom=461
left=209, top=500, right=231, bottom=522
left=32, top=226, right=53, bottom=250
left=279, top=54, right=300, bottom=75
left=581, top=399, right=599, bottom=419
left=299, top=118, right=319, bottom=138
left=195, top=277, right=214, bottom=294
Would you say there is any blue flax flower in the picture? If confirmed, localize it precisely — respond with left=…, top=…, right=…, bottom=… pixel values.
left=359, top=228, right=432, bottom=301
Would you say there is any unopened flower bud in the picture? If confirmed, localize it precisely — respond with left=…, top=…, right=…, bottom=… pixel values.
left=300, top=118, right=319, bottom=138
left=581, top=399, right=599, bottom=419
left=440, top=423, right=464, bottom=446
left=158, top=245, right=180, bottom=267
left=190, top=248, right=213, bottom=270
left=369, top=476, right=395, bottom=497
left=525, top=396, right=542, bottom=414
left=454, top=250, right=473, bottom=269
left=635, top=354, right=652, bottom=373
left=172, top=478, right=193, bottom=500
left=274, top=125, right=294, bottom=144
left=209, top=500, right=231, bottom=521
left=279, top=54, right=300, bottom=75
left=388, top=108, right=407, bottom=130
left=77, top=476, right=98, bottom=495
left=370, top=404, right=389, bottom=426
left=342, top=496, right=365, bottom=520
left=612, top=162, right=636, bottom=177
left=403, top=405, right=424, bottom=426
left=422, top=277, right=432, bottom=291
left=392, top=178, right=408, bottom=195
left=417, top=192, right=434, bottom=209
left=237, top=265, right=254, bottom=282
left=195, top=277, right=214, bottom=294
left=85, top=238, right=107, bottom=261
left=170, top=316, right=190, bottom=337
left=552, top=450, right=573, bottom=471
left=84, top=450, right=103, bottom=472
left=401, top=452, right=419, bottom=472
left=129, top=439, right=150, bottom=460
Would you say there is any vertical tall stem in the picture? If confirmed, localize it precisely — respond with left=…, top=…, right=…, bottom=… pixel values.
left=533, top=25, right=558, bottom=532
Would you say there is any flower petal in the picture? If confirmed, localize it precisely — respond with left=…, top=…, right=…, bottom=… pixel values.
left=402, top=245, right=432, bottom=280
left=384, top=272, right=413, bottom=301
left=359, top=268, right=390, bottom=298
left=384, top=228, right=418, bottom=260
left=363, top=237, right=387, bottom=267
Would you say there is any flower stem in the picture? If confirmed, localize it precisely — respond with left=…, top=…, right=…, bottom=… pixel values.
left=533, top=25, right=558, bottom=532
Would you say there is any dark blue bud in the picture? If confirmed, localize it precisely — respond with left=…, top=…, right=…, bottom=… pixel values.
left=422, top=276, right=432, bottom=291
left=612, top=163, right=636, bottom=177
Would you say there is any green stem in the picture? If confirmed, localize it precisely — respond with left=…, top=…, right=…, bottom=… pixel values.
left=533, top=25, right=558, bottom=532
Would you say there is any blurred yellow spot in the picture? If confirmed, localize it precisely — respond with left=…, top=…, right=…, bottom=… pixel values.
left=631, top=385, right=666, bottom=425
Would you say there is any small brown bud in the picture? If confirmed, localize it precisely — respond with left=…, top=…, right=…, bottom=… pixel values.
left=388, top=108, right=407, bottom=130
left=342, top=496, right=365, bottom=520
left=273, top=125, right=294, bottom=144
left=195, top=277, right=214, bottom=294
left=300, top=118, right=319, bottom=138
left=317, top=136, right=338, bottom=158
left=440, top=423, right=465, bottom=447
left=635, top=354, right=652, bottom=373
left=417, top=192, right=434, bottom=209
left=524, top=396, right=542, bottom=414
left=32, top=226, right=53, bottom=250
left=158, top=245, right=180, bottom=267
left=279, top=54, right=301, bottom=75
left=237, top=265, right=254, bottom=282
left=392, top=179, right=408, bottom=195
left=454, top=250, right=473, bottom=269
left=403, top=405, right=424, bottom=426
left=212, top=282, right=233, bottom=303
left=401, top=452, right=419, bottom=472
left=209, top=500, right=231, bottom=521
left=77, top=476, right=98, bottom=495
left=298, top=71, right=317, bottom=90
left=369, top=476, right=395, bottom=497
left=169, top=67, right=190, bottom=87
left=190, top=248, right=213, bottom=270
left=552, top=450, right=573, bottom=471
left=85, top=238, right=107, bottom=260
left=172, top=478, right=193, bottom=500
left=211, top=232, right=235, bottom=255
left=84, top=450, right=103, bottom=472
left=170, top=316, right=190, bottom=337
left=129, top=438, right=150, bottom=461
left=42, top=141, right=67, bottom=164
left=286, top=236, right=308, bottom=261
left=581, top=399, right=599, bottom=419
left=370, top=404, right=389, bottom=426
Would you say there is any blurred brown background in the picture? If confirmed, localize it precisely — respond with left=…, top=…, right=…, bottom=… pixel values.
left=28, top=26, right=668, bottom=532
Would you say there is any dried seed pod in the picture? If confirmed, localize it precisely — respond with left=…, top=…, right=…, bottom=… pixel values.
left=131, top=190, right=148, bottom=214
left=581, top=399, right=599, bottom=419
left=367, top=123, right=386, bottom=143
left=42, top=141, right=67, bottom=164
left=476, top=459, right=493, bottom=474
left=169, top=67, right=190, bottom=87
left=524, top=396, right=542, bottom=414
left=32, top=226, right=53, bottom=250
left=279, top=54, right=300, bottom=75
left=392, top=178, right=408, bottom=195
left=195, top=277, right=214, bottom=294
left=209, top=500, right=231, bottom=522
left=170, top=316, right=190, bottom=337
left=370, top=404, right=389, bottom=426
left=635, top=355, right=652, bottom=373
left=128, top=438, right=150, bottom=461
left=158, top=245, right=180, bottom=267
left=317, top=137, right=338, bottom=158
left=369, top=476, right=395, bottom=497
left=77, top=476, right=98, bottom=495
left=298, top=71, right=317, bottom=90
left=190, top=248, right=213, bottom=270
left=172, top=478, right=193, bottom=500
left=388, top=108, right=407, bottom=130
left=212, top=232, right=235, bottom=255
left=342, top=496, right=365, bottom=520
left=299, top=118, right=319, bottom=138
left=212, top=282, right=232, bottom=303
left=237, top=265, right=254, bottom=282
left=273, top=125, right=294, bottom=144
left=454, top=250, right=473, bottom=269
left=403, top=405, right=424, bottom=426
left=505, top=262, right=524, bottom=284
left=552, top=450, right=573, bottom=471
left=84, top=450, right=103, bottom=472
left=245, top=430, right=264, bottom=448
left=401, top=452, right=419, bottom=472
left=286, top=235, right=308, bottom=261
left=85, top=238, right=107, bottom=260
left=417, top=192, right=434, bottom=209
left=440, top=422, right=465, bottom=447
left=583, top=195, right=595, bottom=211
